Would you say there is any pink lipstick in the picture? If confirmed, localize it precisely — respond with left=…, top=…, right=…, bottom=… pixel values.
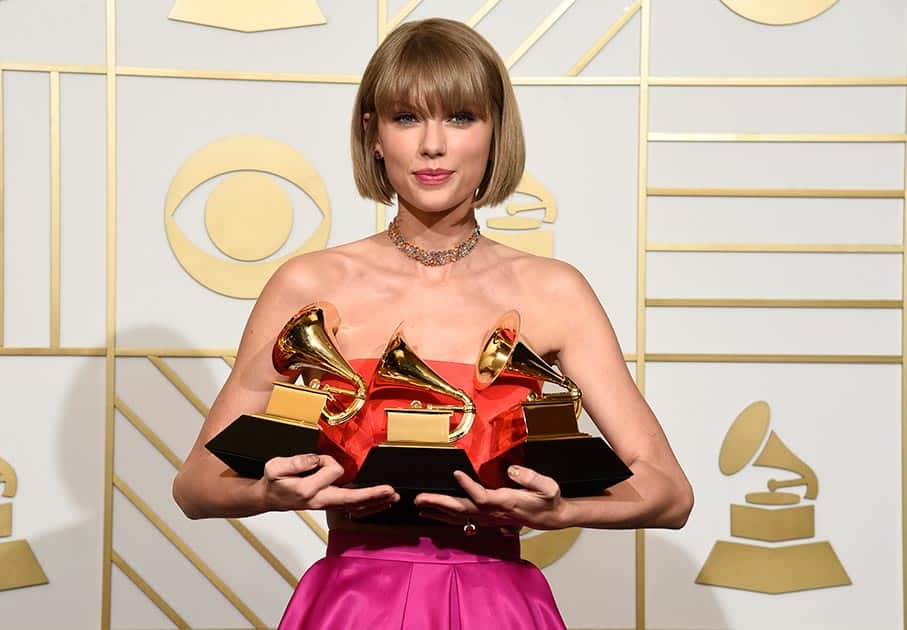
left=414, top=168, right=454, bottom=185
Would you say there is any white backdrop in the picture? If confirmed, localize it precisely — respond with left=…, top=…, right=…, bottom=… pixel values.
left=1, top=1, right=906, bottom=628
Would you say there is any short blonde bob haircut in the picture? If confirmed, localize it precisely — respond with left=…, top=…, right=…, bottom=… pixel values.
left=351, top=18, right=525, bottom=208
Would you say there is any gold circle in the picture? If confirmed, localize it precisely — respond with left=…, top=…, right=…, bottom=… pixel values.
left=719, top=401, right=770, bottom=475
left=204, top=172, right=293, bottom=262
left=720, top=0, right=838, bottom=25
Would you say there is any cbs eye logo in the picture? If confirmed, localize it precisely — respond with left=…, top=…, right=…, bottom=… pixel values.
left=164, top=135, right=331, bottom=298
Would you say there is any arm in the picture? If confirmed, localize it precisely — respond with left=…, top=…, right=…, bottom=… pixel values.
left=415, top=261, right=692, bottom=531
left=172, top=258, right=397, bottom=519
left=550, top=263, right=693, bottom=529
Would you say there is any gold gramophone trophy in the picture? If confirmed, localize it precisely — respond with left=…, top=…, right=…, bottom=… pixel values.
left=354, top=326, right=480, bottom=520
left=205, top=302, right=367, bottom=478
left=0, top=458, right=48, bottom=591
left=475, top=310, right=632, bottom=497
left=696, top=401, right=850, bottom=593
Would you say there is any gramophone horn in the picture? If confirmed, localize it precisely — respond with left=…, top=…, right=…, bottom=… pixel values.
left=272, top=302, right=366, bottom=426
left=756, top=431, right=819, bottom=500
left=475, top=310, right=582, bottom=418
left=374, top=325, right=476, bottom=442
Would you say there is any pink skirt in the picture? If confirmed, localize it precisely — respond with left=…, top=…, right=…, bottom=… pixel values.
left=278, top=530, right=567, bottom=629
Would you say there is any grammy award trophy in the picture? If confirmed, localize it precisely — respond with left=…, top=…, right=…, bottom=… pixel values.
left=475, top=310, right=632, bottom=497
left=205, top=302, right=367, bottom=478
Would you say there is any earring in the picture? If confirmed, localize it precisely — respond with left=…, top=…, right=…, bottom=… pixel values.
left=374, top=150, right=383, bottom=160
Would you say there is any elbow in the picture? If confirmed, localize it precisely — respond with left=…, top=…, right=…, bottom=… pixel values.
left=664, top=479, right=694, bottom=529
left=172, top=469, right=204, bottom=520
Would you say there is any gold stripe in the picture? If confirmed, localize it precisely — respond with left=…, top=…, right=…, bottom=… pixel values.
left=646, top=298, right=902, bottom=309
left=648, top=187, right=903, bottom=198
left=649, top=132, right=907, bottom=143
left=50, top=71, right=61, bottom=348
left=115, top=66, right=360, bottom=84
left=117, top=347, right=238, bottom=357
left=567, top=0, right=641, bottom=76
left=901, top=82, right=907, bottom=630
left=513, top=76, right=641, bottom=85
left=295, top=510, right=328, bottom=544
left=0, top=347, right=105, bottom=355
left=113, top=475, right=267, bottom=628
left=222, top=355, right=235, bottom=368
left=648, top=243, right=903, bottom=253
left=0, top=70, right=5, bottom=347
left=115, top=397, right=298, bottom=587
left=112, top=550, right=189, bottom=629
left=649, top=76, right=907, bottom=87
left=385, top=0, right=422, bottom=33
left=0, top=62, right=106, bottom=75
left=465, top=0, right=501, bottom=27
left=147, top=355, right=210, bottom=416
left=504, top=0, right=575, bottom=70
left=646, top=353, right=901, bottom=364
left=636, top=2, right=650, bottom=628
left=102, top=1, right=117, bottom=626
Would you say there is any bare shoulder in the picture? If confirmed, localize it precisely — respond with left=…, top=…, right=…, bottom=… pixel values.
left=263, top=235, right=384, bottom=299
left=484, top=239, right=594, bottom=301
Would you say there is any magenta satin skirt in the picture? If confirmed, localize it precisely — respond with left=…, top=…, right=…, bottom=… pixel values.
left=278, top=530, right=567, bottom=629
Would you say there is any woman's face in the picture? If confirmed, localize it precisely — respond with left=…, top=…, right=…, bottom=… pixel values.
left=373, top=104, right=493, bottom=214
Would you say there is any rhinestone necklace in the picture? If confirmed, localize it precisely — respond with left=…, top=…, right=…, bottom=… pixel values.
left=387, top=216, right=481, bottom=267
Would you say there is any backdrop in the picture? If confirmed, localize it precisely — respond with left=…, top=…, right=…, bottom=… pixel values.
left=0, top=1, right=905, bottom=628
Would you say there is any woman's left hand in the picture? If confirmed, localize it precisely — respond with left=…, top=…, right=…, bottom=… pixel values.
left=413, top=466, right=574, bottom=531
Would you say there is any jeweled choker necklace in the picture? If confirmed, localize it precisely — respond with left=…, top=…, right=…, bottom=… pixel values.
left=387, top=216, right=481, bottom=267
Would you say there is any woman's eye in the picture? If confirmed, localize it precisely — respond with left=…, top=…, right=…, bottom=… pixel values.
left=450, top=111, right=476, bottom=125
left=393, top=113, right=418, bottom=124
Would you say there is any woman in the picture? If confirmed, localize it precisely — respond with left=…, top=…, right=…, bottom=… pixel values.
left=173, top=17, right=693, bottom=629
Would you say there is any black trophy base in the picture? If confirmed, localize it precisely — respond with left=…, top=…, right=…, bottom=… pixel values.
left=205, top=414, right=320, bottom=478
left=525, top=435, right=633, bottom=497
left=353, top=443, right=484, bottom=525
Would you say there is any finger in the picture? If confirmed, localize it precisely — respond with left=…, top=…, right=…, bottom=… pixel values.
left=507, top=465, right=560, bottom=500
left=292, top=456, right=345, bottom=490
left=263, top=453, right=320, bottom=480
left=344, top=491, right=400, bottom=511
left=312, top=484, right=396, bottom=509
left=413, top=492, right=476, bottom=514
left=348, top=500, right=397, bottom=519
left=454, top=471, right=519, bottom=512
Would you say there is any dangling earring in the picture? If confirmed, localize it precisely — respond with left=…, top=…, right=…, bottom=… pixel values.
left=374, top=150, right=383, bottom=160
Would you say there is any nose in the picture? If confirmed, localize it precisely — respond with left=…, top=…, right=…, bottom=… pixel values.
left=419, top=119, right=446, bottom=158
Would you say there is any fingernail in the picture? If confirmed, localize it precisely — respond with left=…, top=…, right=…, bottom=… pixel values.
left=509, top=466, right=520, bottom=477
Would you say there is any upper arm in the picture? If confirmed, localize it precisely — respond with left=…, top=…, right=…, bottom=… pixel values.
left=181, top=257, right=320, bottom=466
left=548, top=263, right=680, bottom=475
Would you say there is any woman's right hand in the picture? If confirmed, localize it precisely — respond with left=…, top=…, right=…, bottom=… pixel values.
left=259, top=453, right=399, bottom=518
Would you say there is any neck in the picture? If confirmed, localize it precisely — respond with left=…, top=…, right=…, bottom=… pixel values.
left=393, top=197, right=478, bottom=250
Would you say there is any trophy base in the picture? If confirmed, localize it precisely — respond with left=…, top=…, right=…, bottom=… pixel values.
left=354, top=443, right=487, bottom=525
left=696, top=540, right=851, bottom=593
left=205, top=414, right=320, bottom=478
left=524, top=435, right=632, bottom=497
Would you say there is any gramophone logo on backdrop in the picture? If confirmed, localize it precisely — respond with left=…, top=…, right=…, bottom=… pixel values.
left=0, top=457, right=48, bottom=592
left=165, top=135, right=331, bottom=298
left=696, top=401, right=850, bottom=594
left=485, top=172, right=557, bottom=257
left=169, top=0, right=326, bottom=32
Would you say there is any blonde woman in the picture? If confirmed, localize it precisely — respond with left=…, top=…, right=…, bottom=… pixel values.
left=174, top=18, right=692, bottom=630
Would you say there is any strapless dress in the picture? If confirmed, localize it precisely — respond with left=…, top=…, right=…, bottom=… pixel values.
left=277, top=359, right=566, bottom=630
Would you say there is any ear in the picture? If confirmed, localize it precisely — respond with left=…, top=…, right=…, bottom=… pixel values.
left=362, top=112, right=383, bottom=155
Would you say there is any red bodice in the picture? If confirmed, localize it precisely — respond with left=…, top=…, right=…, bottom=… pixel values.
left=316, top=358, right=541, bottom=486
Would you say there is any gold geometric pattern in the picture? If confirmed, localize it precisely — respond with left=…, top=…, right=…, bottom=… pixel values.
left=1, top=1, right=906, bottom=629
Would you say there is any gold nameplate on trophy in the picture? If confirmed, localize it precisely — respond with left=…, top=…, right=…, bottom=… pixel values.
left=386, top=406, right=452, bottom=444
left=521, top=397, right=580, bottom=438
left=257, top=381, right=329, bottom=429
